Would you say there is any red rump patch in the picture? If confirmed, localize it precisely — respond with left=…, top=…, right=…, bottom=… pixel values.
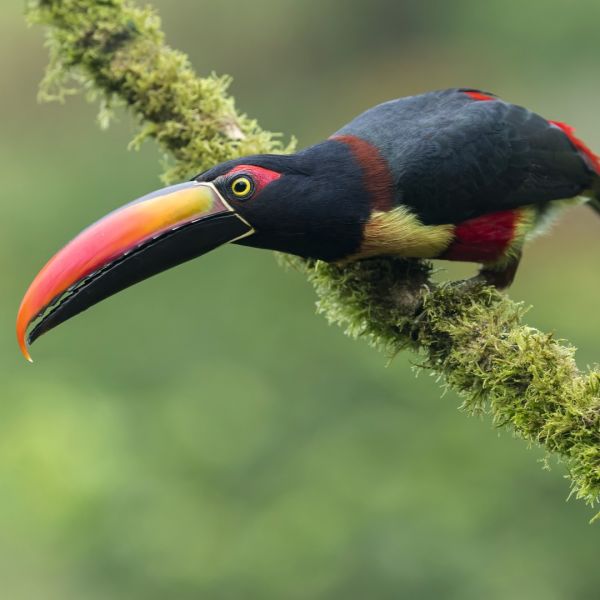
left=548, top=121, right=600, bottom=174
left=464, top=91, right=496, bottom=102
left=442, top=209, right=518, bottom=263
left=226, top=165, right=281, bottom=194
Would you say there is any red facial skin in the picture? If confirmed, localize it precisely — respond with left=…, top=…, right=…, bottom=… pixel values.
left=226, top=165, right=282, bottom=193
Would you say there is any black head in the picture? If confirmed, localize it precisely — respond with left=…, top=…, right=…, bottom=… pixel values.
left=195, top=140, right=373, bottom=261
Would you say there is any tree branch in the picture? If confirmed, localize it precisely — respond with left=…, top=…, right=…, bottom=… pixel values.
left=27, top=0, right=600, bottom=517
left=27, top=0, right=295, bottom=182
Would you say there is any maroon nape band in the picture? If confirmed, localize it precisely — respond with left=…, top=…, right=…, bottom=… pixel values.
left=331, top=135, right=394, bottom=212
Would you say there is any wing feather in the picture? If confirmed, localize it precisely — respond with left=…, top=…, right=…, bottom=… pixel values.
left=335, top=89, right=594, bottom=225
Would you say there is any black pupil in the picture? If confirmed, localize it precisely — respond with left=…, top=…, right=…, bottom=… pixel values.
left=234, top=179, right=248, bottom=194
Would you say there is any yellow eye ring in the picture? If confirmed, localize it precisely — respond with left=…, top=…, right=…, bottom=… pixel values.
left=230, top=175, right=254, bottom=199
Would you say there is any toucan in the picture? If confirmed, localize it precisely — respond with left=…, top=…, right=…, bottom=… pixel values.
left=17, top=88, right=600, bottom=361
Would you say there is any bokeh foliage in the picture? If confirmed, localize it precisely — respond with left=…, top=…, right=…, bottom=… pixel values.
left=2, top=0, right=600, bottom=598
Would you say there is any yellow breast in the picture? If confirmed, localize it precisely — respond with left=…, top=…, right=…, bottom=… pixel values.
left=349, top=206, right=455, bottom=261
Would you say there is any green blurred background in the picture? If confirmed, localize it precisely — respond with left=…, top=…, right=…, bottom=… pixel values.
left=2, top=1, right=600, bottom=598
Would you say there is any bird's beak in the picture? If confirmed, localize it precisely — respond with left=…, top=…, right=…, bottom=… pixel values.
left=16, top=181, right=254, bottom=361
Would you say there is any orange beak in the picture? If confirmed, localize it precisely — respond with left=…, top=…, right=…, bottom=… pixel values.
left=17, top=181, right=254, bottom=361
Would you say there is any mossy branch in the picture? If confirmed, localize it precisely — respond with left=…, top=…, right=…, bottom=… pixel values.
left=27, top=0, right=600, bottom=516
left=26, top=0, right=295, bottom=182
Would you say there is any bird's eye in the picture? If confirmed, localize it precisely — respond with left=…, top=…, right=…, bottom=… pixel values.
left=230, top=175, right=254, bottom=200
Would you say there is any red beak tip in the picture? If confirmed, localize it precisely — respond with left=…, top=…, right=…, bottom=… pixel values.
left=19, top=339, right=33, bottom=363
left=16, top=321, right=34, bottom=363
left=19, top=344, right=34, bottom=363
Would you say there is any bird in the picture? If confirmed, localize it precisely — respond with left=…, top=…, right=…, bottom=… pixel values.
left=17, top=88, right=600, bottom=361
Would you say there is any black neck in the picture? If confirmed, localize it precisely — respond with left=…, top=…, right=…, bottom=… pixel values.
left=236, top=140, right=372, bottom=261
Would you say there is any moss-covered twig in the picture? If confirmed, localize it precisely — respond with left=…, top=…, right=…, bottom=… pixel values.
left=27, top=0, right=600, bottom=516
left=286, top=256, right=600, bottom=509
left=27, top=0, right=294, bottom=182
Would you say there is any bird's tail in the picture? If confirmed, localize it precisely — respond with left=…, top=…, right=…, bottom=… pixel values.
left=550, top=120, right=600, bottom=216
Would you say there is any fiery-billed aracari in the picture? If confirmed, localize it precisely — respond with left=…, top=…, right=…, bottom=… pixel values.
left=17, top=88, right=600, bottom=360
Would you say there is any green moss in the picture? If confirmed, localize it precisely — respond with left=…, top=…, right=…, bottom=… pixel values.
left=26, top=0, right=295, bottom=183
left=27, top=0, right=600, bottom=517
left=288, top=256, right=600, bottom=512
